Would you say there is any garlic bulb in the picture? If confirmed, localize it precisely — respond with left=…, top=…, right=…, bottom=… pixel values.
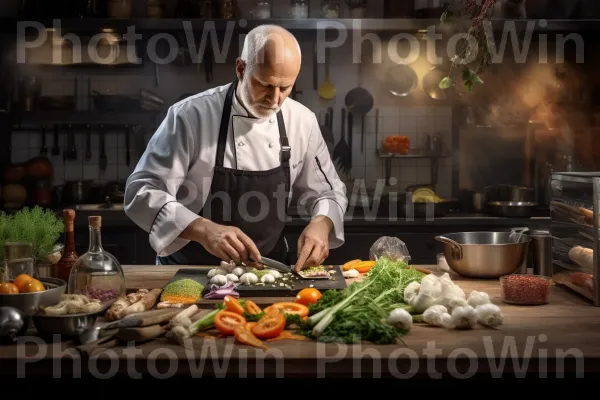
left=210, top=275, right=228, bottom=286
left=240, top=273, right=258, bottom=285
left=261, top=274, right=275, bottom=283
left=226, top=273, right=239, bottom=283
left=207, top=268, right=228, bottom=278
left=231, top=267, right=245, bottom=277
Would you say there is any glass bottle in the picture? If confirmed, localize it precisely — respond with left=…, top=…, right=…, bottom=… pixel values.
left=56, top=209, right=78, bottom=283
left=67, top=216, right=125, bottom=303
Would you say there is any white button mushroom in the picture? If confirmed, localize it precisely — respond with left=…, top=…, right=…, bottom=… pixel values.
left=226, top=273, right=239, bottom=283
left=207, top=268, right=228, bottom=279
left=261, top=274, right=275, bottom=283
left=210, top=275, right=228, bottom=286
left=239, top=273, right=258, bottom=285
left=232, top=267, right=245, bottom=277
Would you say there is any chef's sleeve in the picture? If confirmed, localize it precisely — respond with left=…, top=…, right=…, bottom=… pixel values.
left=294, top=113, right=348, bottom=249
left=124, top=104, right=201, bottom=256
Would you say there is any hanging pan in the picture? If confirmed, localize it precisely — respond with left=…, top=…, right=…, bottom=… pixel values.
left=345, top=60, right=374, bottom=115
left=385, top=63, right=418, bottom=97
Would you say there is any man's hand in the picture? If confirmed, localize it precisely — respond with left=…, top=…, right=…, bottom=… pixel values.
left=295, top=216, right=333, bottom=272
left=182, top=218, right=261, bottom=265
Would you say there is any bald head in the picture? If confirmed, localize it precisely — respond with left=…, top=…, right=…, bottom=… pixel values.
left=240, top=24, right=301, bottom=71
left=236, top=25, right=302, bottom=118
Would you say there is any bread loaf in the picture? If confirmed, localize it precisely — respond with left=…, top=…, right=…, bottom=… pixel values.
left=568, top=246, right=594, bottom=272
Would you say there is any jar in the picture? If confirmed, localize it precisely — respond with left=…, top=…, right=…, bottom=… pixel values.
left=219, top=0, right=237, bottom=19
left=321, top=0, right=340, bottom=17
left=108, top=0, right=132, bottom=18
left=252, top=0, right=272, bottom=19
left=290, top=0, right=309, bottom=18
left=500, top=274, right=552, bottom=305
left=146, top=0, right=164, bottom=18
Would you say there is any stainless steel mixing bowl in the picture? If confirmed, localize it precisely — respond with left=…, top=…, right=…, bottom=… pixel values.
left=32, top=311, right=100, bottom=339
left=435, top=231, right=531, bottom=278
left=0, top=277, right=66, bottom=316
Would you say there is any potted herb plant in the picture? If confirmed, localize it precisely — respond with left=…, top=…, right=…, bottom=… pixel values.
left=0, top=207, right=64, bottom=277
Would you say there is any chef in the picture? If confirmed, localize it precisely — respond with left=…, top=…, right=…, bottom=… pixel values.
left=124, top=24, right=347, bottom=271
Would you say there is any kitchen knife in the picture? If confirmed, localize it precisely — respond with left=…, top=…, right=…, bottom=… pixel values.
left=255, top=256, right=292, bottom=273
left=255, top=257, right=331, bottom=280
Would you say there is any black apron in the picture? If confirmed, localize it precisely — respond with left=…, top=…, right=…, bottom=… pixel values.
left=157, top=80, right=291, bottom=265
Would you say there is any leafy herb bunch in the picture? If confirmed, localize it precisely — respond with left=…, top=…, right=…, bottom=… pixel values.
left=437, top=0, right=500, bottom=92
left=0, top=206, right=64, bottom=264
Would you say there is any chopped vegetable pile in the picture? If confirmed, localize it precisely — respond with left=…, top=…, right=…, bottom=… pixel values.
left=161, top=279, right=204, bottom=304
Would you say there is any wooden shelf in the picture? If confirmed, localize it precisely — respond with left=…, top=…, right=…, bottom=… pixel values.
left=11, top=111, right=162, bottom=127
left=7, top=18, right=600, bottom=34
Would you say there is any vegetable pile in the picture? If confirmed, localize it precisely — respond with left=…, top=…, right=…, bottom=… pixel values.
left=299, top=257, right=427, bottom=344
left=169, top=295, right=310, bottom=349
left=160, top=279, right=204, bottom=304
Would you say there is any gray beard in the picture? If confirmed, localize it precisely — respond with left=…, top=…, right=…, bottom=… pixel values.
left=239, top=80, right=279, bottom=119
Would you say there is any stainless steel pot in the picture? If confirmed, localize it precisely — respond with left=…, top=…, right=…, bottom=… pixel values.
left=435, top=229, right=531, bottom=278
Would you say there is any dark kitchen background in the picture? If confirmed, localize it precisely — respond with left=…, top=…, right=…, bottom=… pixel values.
left=1, top=0, right=599, bottom=265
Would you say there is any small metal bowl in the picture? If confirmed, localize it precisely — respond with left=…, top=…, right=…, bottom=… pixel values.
left=32, top=311, right=101, bottom=340
left=0, top=277, right=66, bottom=316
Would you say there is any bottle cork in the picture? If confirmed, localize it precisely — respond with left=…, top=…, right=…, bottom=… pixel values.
left=88, top=216, right=102, bottom=229
left=63, top=209, right=76, bottom=232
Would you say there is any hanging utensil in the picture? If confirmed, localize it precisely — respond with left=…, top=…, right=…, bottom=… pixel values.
left=320, top=108, right=335, bottom=151
left=85, top=124, right=92, bottom=161
left=423, top=66, right=454, bottom=101
left=318, top=48, right=336, bottom=101
left=345, top=59, right=374, bottom=115
left=125, top=125, right=130, bottom=166
left=347, top=110, right=353, bottom=176
left=52, top=124, right=60, bottom=156
left=385, top=63, right=418, bottom=97
left=99, top=125, right=107, bottom=172
left=332, top=108, right=350, bottom=174
left=39, top=124, right=47, bottom=155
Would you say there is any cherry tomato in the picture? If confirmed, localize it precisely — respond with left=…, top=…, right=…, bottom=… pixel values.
left=0, top=282, right=18, bottom=294
left=264, top=302, right=309, bottom=318
left=223, top=295, right=244, bottom=315
left=244, top=300, right=261, bottom=315
left=295, top=288, right=322, bottom=306
left=234, top=325, right=267, bottom=350
left=25, top=279, right=45, bottom=293
left=252, top=310, right=286, bottom=339
left=214, top=311, right=247, bottom=335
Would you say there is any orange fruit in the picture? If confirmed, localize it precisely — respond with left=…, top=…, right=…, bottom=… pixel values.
left=0, top=282, right=19, bottom=294
left=25, top=279, right=45, bottom=293
left=13, top=274, right=33, bottom=292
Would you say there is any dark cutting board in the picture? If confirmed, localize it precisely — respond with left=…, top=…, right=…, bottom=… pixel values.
left=164, top=266, right=347, bottom=298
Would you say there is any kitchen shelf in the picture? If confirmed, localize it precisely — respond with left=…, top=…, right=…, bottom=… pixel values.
left=11, top=111, right=162, bottom=127
left=377, top=148, right=451, bottom=159
left=7, top=18, right=600, bottom=34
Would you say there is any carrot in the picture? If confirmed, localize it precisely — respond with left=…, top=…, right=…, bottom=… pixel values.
left=353, top=261, right=376, bottom=273
left=342, top=259, right=362, bottom=271
left=266, top=330, right=309, bottom=342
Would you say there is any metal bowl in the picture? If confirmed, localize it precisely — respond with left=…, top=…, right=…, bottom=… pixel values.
left=32, top=311, right=101, bottom=339
left=435, top=231, right=531, bottom=278
left=0, top=277, right=66, bottom=316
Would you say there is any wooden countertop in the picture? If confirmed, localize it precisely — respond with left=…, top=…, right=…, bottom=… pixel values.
left=2, top=264, right=599, bottom=379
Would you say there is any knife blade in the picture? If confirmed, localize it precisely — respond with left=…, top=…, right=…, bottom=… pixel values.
left=255, top=256, right=292, bottom=273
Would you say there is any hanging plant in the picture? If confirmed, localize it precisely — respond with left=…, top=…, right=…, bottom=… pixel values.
left=437, top=0, right=500, bottom=92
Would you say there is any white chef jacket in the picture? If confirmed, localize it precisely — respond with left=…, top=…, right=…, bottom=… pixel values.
left=124, top=82, right=348, bottom=257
